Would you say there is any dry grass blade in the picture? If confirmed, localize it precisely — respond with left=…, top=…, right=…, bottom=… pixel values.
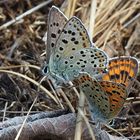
left=74, top=91, right=85, bottom=140
left=78, top=109, right=96, bottom=140
left=0, top=69, right=58, bottom=104
left=15, top=95, right=38, bottom=140
left=57, top=88, right=75, bottom=113
left=0, top=0, right=52, bottom=30
left=88, top=0, right=97, bottom=39
left=74, top=0, right=97, bottom=139
left=74, top=91, right=96, bottom=140
left=46, top=79, right=65, bottom=109
left=70, top=0, right=78, bottom=17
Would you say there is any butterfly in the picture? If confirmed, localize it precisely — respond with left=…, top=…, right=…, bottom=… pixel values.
left=73, top=56, right=138, bottom=123
left=42, top=6, right=108, bottom=87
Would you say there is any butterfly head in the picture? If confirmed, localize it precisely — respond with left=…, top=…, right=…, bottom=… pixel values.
left=42, top=62, right=50, bottom=76
left=42, top=65, right=48, bottom=74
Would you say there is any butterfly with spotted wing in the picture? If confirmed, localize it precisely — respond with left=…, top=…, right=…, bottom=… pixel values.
left=42, top=6, right=108, bottom=87
left=73, top=56, right=138, bottom=123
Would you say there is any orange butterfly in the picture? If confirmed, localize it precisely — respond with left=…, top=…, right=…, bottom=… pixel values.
left=73, top=56, right=138, bottom=123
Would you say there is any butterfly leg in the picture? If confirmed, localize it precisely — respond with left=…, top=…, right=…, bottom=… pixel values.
left=96, top=121, right=102, bottom=130
left=46, top=72, right=63, bottom=88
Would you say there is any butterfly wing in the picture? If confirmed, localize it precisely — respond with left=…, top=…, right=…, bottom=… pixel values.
left=59, top=47, right=108, bottom=81
left=74, top=73, right=110, bottom=123
left=51, top=16, right=92, bottom=63
left=101, top=56, right=138, bottom=91
left=48, top=16, right=95, bottom=83
left=74, top=73, right=127, bottom=122
left=49, top=16, right=109, bottom=82
left=45, top=6, right=68, bottom=63
left=99, top=81, right=127, bottom=120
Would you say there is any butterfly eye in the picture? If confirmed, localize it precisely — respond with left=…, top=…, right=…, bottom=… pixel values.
left=42, top=66, right=48, bottom=74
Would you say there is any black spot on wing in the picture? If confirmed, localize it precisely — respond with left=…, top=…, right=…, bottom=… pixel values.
left=51, top=33, right=56, bottom=38
left=62, top=39, right=68, bottom=44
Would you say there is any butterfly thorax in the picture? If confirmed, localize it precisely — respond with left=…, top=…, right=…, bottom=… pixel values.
left=47, top=55, right=69, bottom=86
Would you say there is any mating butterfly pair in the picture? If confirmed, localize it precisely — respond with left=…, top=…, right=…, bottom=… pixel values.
left=42, top=6, right=138, bottom=123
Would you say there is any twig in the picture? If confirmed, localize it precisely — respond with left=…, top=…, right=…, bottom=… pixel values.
left=2, top=102, right=8, bottom=122
left=0, top=0, right=52, bottom=30
left=46, top=79, right=64, bottom=109
left=74, top=91, right=85, bottom=140
left=0, top=69, right=58, bottom=104
left=15, top=76, right=48, bottom=140
left=108, top=127, right=140, bottom=133
left=88, top=0, right=97, bottom=40
left=15, top=95, right=38, bottom=140
left=69, top=81, right=79, bottom=98
left=79, top=109, right=96, bottom=140
left=70, top=0, right=78, bottom=17
left=57, top=89, right=75, bottom=113
left=123, top=12, right=140, bottom=28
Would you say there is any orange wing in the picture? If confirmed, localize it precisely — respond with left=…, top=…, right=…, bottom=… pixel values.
left=99, top=81, right=127, bottom=119
left=73, top=72, right=127, bottom=121
left=101, top=56, right=138, bottom=90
